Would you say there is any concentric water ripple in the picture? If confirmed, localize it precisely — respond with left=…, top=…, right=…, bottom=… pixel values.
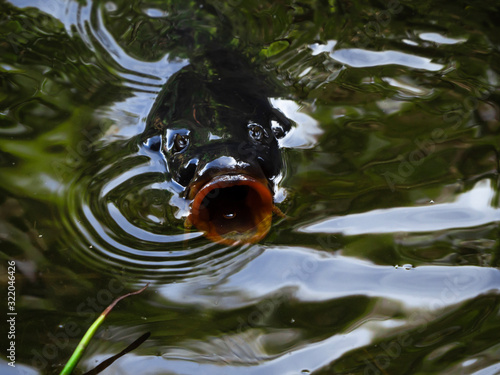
left=45, top=0, right=271, bottom=281
left=60, top=137, right=264, bottom=281
left=64, top=0, right=188, bottom=88
left=2, top=0, right=500, bottom=374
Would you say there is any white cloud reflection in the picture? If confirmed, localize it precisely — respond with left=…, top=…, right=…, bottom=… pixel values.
left=309, top=40, right=444, bottom=71
left=419, top=32, right=467, bottom=45
left=330, top=49, right=444, bottom=71
left=299, top=179, right=499, bottom=235
left=270, top=99, right=323, bottom=149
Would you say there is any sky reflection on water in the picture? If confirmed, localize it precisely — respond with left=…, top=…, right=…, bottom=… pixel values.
left=300, top=179, right=499, bottom=235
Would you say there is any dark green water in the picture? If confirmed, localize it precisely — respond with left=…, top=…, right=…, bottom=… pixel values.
left=1, top=0, right=499, bottom=374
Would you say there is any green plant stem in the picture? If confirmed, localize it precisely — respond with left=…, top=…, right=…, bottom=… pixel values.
left=59, top=284, right=149, bottom=375
left=60, top=315, right=106, bottom=375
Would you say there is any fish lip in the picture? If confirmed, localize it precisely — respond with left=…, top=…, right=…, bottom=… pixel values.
left=187, top=173, right=274, bottom=245
left=186, top=170, right=269, bottom=200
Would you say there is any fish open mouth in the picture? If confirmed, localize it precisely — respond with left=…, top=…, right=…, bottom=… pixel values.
left=187, top=174, right=273, bottom=245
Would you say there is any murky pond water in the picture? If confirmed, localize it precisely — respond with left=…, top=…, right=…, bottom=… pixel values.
left=1, top=0, right=499, bottom=374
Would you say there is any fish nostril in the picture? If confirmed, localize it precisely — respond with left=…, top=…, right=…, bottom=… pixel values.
left=143, top=135, right=162, bottom=152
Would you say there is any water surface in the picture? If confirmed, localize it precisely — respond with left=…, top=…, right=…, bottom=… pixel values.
left=1, top=0, right=499, bottom=374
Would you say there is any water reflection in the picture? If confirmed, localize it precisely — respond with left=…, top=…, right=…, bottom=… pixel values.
left=299, top=179, right=499, bottom=235
left=86, top=327, right=372, bottom=374
left=153, top=247, right=500, bottom=309
left=331, top=48, right=445, bottom=71
left=78, top=248, right=500, bottom=373
left=1, top=0, right=499, bottom=374
left=418, top=32, right=467, bottom=45
left=61, top=136, right=264, bottom=280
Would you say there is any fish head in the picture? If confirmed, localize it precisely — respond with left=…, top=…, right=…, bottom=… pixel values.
left=144, top=67, right=291, bottom=245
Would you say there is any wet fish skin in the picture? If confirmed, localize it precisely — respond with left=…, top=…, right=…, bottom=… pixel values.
left=143, top=51, right=291, bottom=195
left=142, top=50, right=292, bottom=244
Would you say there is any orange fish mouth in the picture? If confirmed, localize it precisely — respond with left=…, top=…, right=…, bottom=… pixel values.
left=187, top=174, right=273, bottom=245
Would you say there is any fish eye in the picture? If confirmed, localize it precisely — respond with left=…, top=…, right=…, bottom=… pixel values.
left=248, top=123, right=266, bottom=141
left=173, top=133, right=190, bottom=153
